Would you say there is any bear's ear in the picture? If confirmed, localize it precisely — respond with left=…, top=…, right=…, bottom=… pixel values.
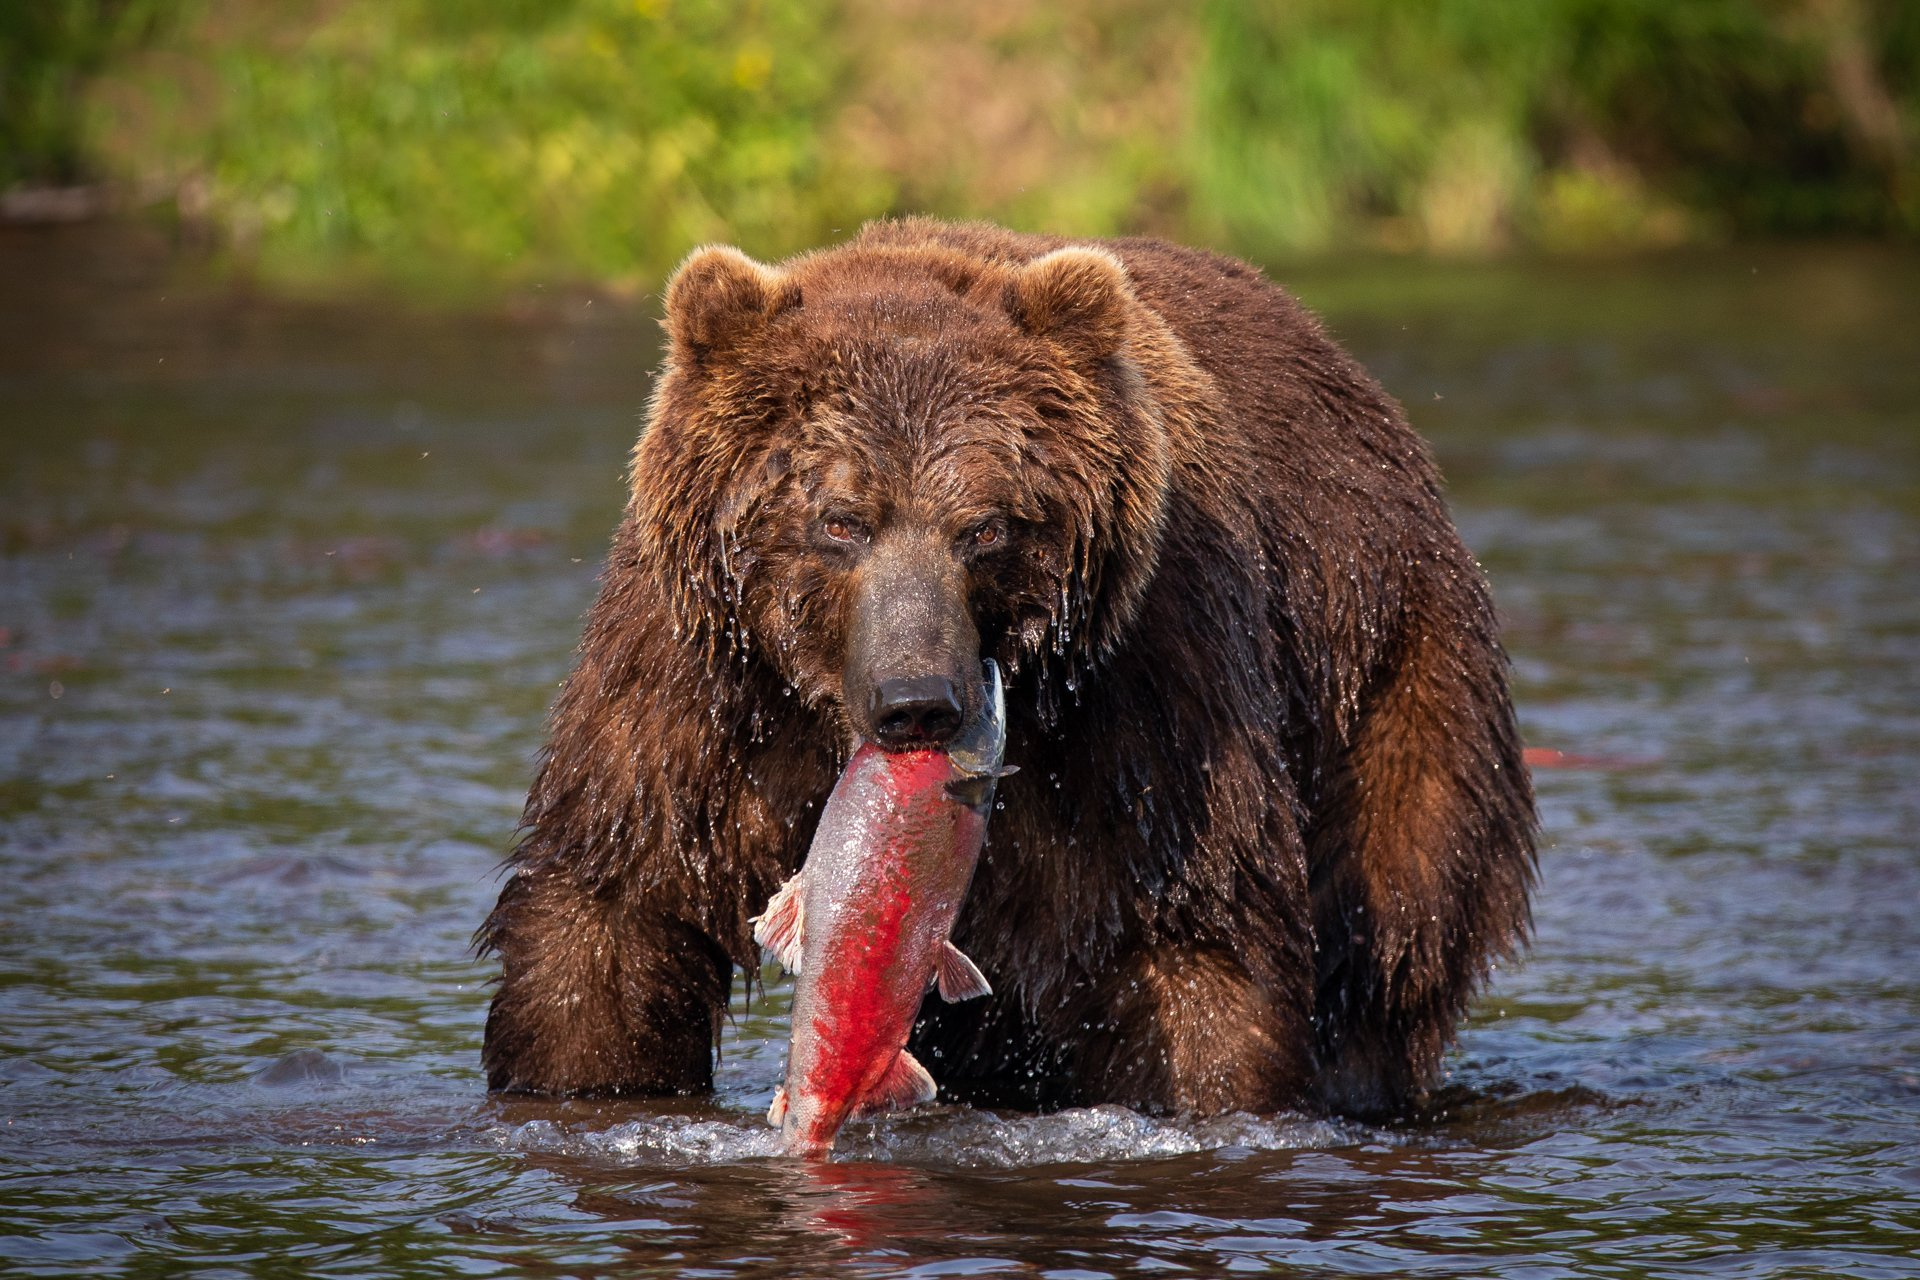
left=663, top=245, right=799, bottom=366
left=1007, top=247, right=1133, bottom=364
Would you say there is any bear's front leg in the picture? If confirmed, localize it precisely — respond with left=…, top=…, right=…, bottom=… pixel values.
left=479, top=868, right=733, bottom=1096
left=1307, top=594, right=1536, bottom=1117
left=1076, top=944, right=1316, bottom=1116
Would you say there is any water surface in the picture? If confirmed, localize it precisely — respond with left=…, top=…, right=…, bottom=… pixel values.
left=3, top=227, right=1917, bottom=1277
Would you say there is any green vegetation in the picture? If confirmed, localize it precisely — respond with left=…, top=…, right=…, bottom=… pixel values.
left=0, top=0, right=176, bottom=188
left=82, top=0, right=882, bottom=290
left=8, top=0, right=1917, bottom=289
left=1195, top=0, right=1920, bottom=255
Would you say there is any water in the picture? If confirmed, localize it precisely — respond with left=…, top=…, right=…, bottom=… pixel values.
left=3, top=226, right=1917, bottom=1277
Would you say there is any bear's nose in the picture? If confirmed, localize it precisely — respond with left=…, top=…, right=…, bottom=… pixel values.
left=870, top=676, right=964, bottom=749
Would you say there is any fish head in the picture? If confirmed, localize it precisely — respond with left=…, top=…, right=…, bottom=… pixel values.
left=943, top=660, right=1007, bottom=811
left=946, top=659, right=1006, bottom=779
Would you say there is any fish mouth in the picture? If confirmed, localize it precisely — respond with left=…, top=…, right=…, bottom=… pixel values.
left=942, top=660, right=1013, bottom=811
left=945, top=659, right=1007, bottom=780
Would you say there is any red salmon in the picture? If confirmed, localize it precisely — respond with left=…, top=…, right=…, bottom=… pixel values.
left=753, top=661, right=1009, bottom=1157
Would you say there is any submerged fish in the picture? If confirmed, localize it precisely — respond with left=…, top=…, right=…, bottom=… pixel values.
left=752, top=660, right=1010, bottom=1157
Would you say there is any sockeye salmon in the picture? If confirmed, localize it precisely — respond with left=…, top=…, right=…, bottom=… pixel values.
left=752, top=660, right=1010, bottom=1157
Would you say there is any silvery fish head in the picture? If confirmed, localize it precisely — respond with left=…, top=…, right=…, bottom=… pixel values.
left=946, top=659, right=1007, bottom=784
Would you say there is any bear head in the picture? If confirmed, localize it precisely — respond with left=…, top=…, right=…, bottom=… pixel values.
left=631, top=234, right=1188, bottom=749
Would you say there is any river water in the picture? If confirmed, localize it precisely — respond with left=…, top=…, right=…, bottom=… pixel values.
left=2, top=227, right=1916, bottom=1277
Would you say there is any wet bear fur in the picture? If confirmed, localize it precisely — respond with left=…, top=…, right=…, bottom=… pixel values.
left=477, top=218, right=1536, bottom=1118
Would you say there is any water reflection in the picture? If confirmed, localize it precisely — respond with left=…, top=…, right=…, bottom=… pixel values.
left=770, top=1161, right=966, bottom=1254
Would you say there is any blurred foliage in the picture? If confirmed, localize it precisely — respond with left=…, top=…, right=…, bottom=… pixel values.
left=1196, top=0, right=1920, bottom=255
left=12, top=0, right=1918, bottom=289
left=82, top=0, right=883, bottom=290
left=0, top=0, right=177, bottom=188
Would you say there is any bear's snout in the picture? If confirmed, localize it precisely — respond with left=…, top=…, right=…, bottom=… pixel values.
left=843, top=528, right=981, bottom=752
left=870, top=676, right=965, bottom=749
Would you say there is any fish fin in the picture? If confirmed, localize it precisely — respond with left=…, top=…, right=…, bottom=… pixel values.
left=750, top=873, right=806, bottom=974
left=854, top=1050, right=937, bottom=1117
left=767, top=1085, right=788, bottom=1127
left=996, top=764, right=1020, bottom=778
left=935, top=941, right=992, bottom=1002
left=943, top=774, right=996, bottom=808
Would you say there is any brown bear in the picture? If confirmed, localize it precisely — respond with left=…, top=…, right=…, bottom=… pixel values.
left=476, top=218, right=1536, bottom=1119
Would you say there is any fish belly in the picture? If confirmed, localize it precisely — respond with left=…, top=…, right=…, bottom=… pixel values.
left=783, top=750, right=964, bottom=1146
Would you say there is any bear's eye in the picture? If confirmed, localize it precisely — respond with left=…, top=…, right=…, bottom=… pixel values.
left=821, top=514, right=869, bottom=545
left=966, top=519, right=1007, bottom=550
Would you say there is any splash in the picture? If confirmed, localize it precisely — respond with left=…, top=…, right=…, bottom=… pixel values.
left=836, top=1105, right=1370, bottom=1168
left=499, top=1104, right=1368, bottom=1169
left=503, top=1115, right=786, bottom=1164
